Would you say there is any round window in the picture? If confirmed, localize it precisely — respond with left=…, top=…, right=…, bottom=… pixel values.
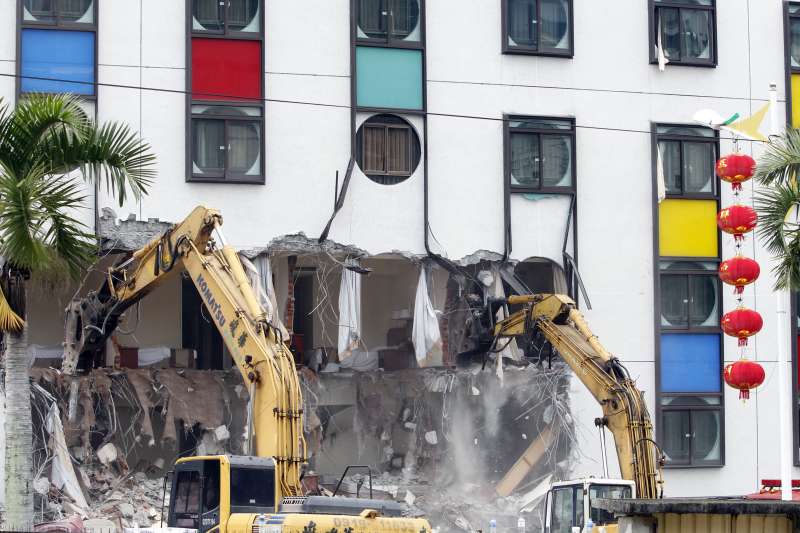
left=356, top=114, right=421, bottom=186
left=24, top=0, right=93, bottom=23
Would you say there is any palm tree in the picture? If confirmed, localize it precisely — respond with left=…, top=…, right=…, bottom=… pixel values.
left=754, top=128, right=800, bottom=290
left=0, top=94, right=155, bottom=529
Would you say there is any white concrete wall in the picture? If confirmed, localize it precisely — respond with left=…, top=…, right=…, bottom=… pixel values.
left=2, top=0, right=798, bottom=498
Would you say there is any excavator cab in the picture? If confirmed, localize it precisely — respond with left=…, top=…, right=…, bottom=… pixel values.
left=167, top=455, right=277, bottom=533
left=543, top=479, right=634, bottom=533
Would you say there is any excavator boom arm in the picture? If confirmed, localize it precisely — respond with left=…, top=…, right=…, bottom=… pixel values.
left=63, top=206, right=306, bottom=499
left=494, top=294, right=663, bottom=499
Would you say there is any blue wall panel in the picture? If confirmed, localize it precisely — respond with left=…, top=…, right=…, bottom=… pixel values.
left=356, top=47, right=422, bottom=110
left=660, top=333, right=721, bottom=393
left=21, top=29, right=95, bottom=95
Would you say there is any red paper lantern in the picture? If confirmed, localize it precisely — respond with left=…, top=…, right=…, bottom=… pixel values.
left=721, top=307, right=763, bottom=346
left=719, top=256, right=760, bottom=294
left=724, top=359, right=765, bottom=400
left=717, top=204, right=757, bottom=242
left=717, top=153, right=756, bottom=191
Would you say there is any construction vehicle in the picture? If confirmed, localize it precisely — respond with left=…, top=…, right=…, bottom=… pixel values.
left=63, top=206, right=430, bottom=533
left=473, top=293, right=664, bottom=533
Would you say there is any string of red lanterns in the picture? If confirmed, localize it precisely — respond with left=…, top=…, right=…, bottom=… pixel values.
left=716, top=152, right=765, bottom=401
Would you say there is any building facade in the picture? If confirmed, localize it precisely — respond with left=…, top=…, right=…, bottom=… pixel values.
left=2, top=0, right=800, bottom=506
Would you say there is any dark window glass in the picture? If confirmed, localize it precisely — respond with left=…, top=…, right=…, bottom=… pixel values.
left=683, top=141, right=713, bottom=192
left=660, top=263, right=719, bottom=329
left=662, top=410, right=691, bottom=462
left=202, top=462, right=221, bottom=511
left=193, top=119, right=226, bottom=176
left=660, top=275, right=688, bottom=328
left=230, top=468, right=275, bottom=507
left=193, top=0, right=224, bottom=31
left=589, top=485, right=633, bottom=526
left=356, top=114, right=420, bottom=185
left=227, top=121, right=262, bottom=176
left=506, top=0, right=571, bottom=53
left=661, top=396, right=722, bottom=465
left=791, top=17, right=800, bottom=69
left=654, top=2, right=715, bottom=65
left=228, top=0, right=261, bottom=32
left=659, top=140, right=681, bottom=193
left=24, top=0, right=93, bottom=23
left=510, top=133, right=539, bottom=188
left=508, top=118, right=574, bottom=191
left=357, top=0, right=420, bottom=42
left=172, top=471, right=201, bottom=529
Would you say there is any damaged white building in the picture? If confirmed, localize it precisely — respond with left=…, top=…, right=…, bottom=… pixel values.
left=1, top=0, right=799, bottom=530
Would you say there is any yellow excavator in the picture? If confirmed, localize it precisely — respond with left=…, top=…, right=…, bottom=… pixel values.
left=63, top=206, right=430, bottom=533
left=480, top=293, right=665, bottom=532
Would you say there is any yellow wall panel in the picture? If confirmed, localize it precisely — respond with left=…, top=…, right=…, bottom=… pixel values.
left=655, top=513, right=791, bottom=533
left=659, top=199, right=718, bottom=257
left=792, top=74, right=800, bottom=128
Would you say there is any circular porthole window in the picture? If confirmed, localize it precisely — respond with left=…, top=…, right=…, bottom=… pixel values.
left=193, top=0, right=260, bottom=33
left=356, top=114, right=421, bottom=186
left=357, top=0, right=421, bottom=41
left=660, top=262, right=718, bottom=328
left=191, top=105, right=262, bottom=178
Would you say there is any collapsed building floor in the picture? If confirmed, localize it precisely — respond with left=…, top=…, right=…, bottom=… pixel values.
left=26, top=365, right=575, bottom=532
left=16, top=210, right=581, bottom=532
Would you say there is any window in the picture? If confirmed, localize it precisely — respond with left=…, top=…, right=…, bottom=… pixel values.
left=191, top=105, right=263, bottom=182
left=588, top=485, right=632, bottom=526
left=192, top=0, right=261, bottom=34
left=789, top=4, right=800, bottom=71
left=22, top=0, right=95, bottom=24
left=656, top=125, right=716, bottom=196
left=171, top=470, right=201, bottom=529
left=505, top=117, right=574, bottom=192
left=356, top=0, right=422, bottom=44
left=660, top=396, right=722, bottom=465
left=503, top=0, right=573, bottom=56
left=549, top=486, right=583, bottom=533
left=230, top=467, right=275, bottom=508
left=650, top=0, right=716, bottom=66
left=356, top=114, right=421, bottom=185
left=660, top=261, right=719, bottom=329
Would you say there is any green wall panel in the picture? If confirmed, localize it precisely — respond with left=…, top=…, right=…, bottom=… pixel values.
left=356, top=47, right=423, bottom=110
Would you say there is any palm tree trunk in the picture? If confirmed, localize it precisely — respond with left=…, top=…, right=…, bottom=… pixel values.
left=2, top=323, right=33, bottom=530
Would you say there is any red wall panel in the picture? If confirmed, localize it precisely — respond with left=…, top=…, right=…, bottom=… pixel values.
left=192, top=38, right=261, bottom=101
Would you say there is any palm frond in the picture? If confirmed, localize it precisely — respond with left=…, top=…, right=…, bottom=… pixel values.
left=754, top=128, right=800, bottom=186
left=0, top=284, right=24, bottom=332
left=43, top=121, right=155, bottom=206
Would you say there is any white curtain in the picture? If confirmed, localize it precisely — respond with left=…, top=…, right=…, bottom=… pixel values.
left=412, top=266, right=441, bottom=365
left=241, top=253, right=290, bottom=340
left=490, top=264, right=522, bottom=363
left=338, top=266, right=361, bottom=359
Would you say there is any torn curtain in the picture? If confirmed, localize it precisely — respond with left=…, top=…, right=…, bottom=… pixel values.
left=412, top=266, right=441, bottom=365
left=338, top=266, right=361, bottom=359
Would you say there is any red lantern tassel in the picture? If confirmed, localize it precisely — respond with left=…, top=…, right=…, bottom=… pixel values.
left=734, top=285, right=744, bottom=295
left=740, top=389, right=750, bottom=400
left=734, top=233, right=744, bottom=243
left=732, top=182, right=743, bottom=192
left=739, top=338, right=748, bottom=347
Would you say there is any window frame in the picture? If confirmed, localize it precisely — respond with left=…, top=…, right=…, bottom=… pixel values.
left=354, top=0, right=425, bottom=50
left=501, top=0, right=574, bottom=57
left=658, top=265, right=721, bottom=332
left=648, top=0, right=717, bottom=68
left=18, top=0, right=97, bottom=29
left=190, top=0, right=264, bottom=40
left=16, top=0, right=98, bottom=100
left=652, top=121, right=724, bottom=468
left=185, top=0, right=266, bottom=184
left=189, top=104, right=265, bottom=184
left=659, top=395, right=724, bottom=467
left=655, top=124, right=718, bottom=200
left=356, top=113, right=421, bottom=185
left=504, top=115, right=576, bottom=194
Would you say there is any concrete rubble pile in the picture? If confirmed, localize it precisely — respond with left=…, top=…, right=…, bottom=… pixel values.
left=301, top=362, right=576, bottom=532
left=28, top=367, right=247, bottom=528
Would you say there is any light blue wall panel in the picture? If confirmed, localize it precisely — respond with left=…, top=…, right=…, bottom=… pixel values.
left=356, top=47, right=422, bottom=110
left=21, top=29, right=95, bottom=95
left=660, top=333, right=721, bottom=393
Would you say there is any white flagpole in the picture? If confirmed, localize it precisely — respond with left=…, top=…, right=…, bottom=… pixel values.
left=769, top=82, right=793, bottom=502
